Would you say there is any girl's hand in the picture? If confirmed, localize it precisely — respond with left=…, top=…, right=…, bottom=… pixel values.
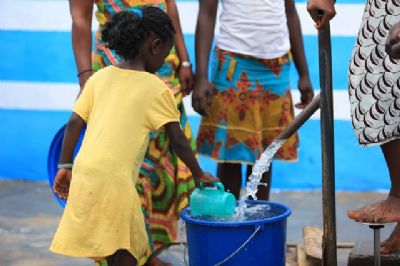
left=178, top=65, right=194, bottom=96
left=386, top=22, right=400, bottom=59
left=53, top=168, right=72, bottom=200
left=195, top=172, right=220, bottom=187
left=307, top=0, right=336, bottom=30
left=295, top=76, right=314, bottom=109
left=192, top=77, right=213, bottom=116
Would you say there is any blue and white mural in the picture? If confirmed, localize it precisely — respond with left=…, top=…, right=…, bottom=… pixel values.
left=0, top=0, right=389, bottom=190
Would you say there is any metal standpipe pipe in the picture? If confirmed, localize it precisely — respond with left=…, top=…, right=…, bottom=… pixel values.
left=271, top=21, right=338, bottom=266
left=270, top=17, right=337, bottom=266
left=318, top=22, right=338, bottom=266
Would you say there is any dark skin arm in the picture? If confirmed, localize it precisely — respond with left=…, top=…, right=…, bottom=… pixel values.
left=69, top=0, right=94, bottom=92
left=164, top=122, right=218, bottom=186
left=192, top=0, right=218, bottom=116
left=165, top=0, right=194, bottom=95
left=53, top=113, right=86, bottom=199
left=285, top=0, right=314, bottom=109
left=306, top=0, right=336, bottom=30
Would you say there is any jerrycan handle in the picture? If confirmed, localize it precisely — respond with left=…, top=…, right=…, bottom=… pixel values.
left=199, top=182, right=225, bottom=193
left=214, top=182, right=225, bottom=193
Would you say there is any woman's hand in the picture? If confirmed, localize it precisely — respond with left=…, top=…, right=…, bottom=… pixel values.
left=195, top=172, right=220, bottom=187
left=386, top=22, right=400, bottom=59
left=178, top=65, right=194, bottom=96
left=53, top=168, right=72, bottom=200
left=307, top=0, right=336, bottom=29
left=77, top=70, right=94, bottom=97
left=192, top=77, right=213, bottom=116
left=295, top=76, right=314, bottom=109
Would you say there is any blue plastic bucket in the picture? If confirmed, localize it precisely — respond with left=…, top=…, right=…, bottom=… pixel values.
left=47, top=125, right=85, bottom=207
left=181, top=200, right=291, bottom=266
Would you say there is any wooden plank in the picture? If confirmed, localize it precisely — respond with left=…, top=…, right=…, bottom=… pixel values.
left=303, top=226, right=323, bottom=260
left=286, top=247, right=297, bottom=266
left=297, top=244, right=308, bottom=266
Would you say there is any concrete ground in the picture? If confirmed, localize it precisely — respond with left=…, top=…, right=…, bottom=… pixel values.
left=0, top=180, right=395, bottom=266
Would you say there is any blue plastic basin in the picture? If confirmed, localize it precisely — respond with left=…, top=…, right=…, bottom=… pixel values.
left=181, top=200, right=291, bottom=266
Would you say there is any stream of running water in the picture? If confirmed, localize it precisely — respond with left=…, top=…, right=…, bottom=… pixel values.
left=236, top=139, right=286, bottom=217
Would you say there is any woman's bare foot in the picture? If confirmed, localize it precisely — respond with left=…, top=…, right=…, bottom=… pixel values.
left=147, top=256, right=172, bottom=266
left=381, top=223, right=400, bottom=254
left=347, top=196, right=400, bottom=223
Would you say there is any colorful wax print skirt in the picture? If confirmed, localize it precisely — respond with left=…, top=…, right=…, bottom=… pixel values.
left=348, top=0, right=400, bottom=146
left=197, top=48, right=299, bottom=164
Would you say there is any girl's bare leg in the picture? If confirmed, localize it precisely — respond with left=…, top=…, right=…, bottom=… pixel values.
left=217, top=163, right=242, bottom=199
left=348, top=139, right=400, bottom=223
left=106, top=250, right=137, bottom=266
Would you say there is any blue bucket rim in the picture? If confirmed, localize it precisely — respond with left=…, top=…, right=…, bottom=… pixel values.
left=180, top=200, right=291, bottom=227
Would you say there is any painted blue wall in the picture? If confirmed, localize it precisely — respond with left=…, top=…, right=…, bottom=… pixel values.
left=0, top=109, right=388, bottom=190
left=0, top=31, right=355, bottom=91
left=0, top=0, right=390, bottom=191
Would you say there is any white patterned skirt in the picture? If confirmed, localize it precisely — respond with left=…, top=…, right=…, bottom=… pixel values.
left=349, top=0, right=400, bottom=146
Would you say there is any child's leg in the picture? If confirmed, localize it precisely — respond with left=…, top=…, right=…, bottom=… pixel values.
left=382, top=139, right=400, bottom=198
left=106, top=255, right=114, bottom=266
left=106, top=250, right=137, bottom=266
left=348, top=138, right=400, bottom=223
left=217, top=163, right=242, bottom=199
left=246, top=164, right=273, bottom=200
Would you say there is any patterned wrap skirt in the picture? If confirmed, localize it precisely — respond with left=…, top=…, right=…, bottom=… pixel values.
left=349, top=0, right=400, bottom=146
left=197, top=48, right=299, bottom=164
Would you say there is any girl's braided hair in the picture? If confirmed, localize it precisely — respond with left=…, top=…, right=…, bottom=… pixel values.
left=101, top=7, right=176, bottom=60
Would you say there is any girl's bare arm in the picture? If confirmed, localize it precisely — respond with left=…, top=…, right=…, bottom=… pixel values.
left=165, top=0, right=190, bottom=64
left=164, top=122, right=218, bottom=185
left=192, top=0, right=218, bottom=116
left=59, top=113, right=86, bottom=164
left=69, top=0, right=95, bottom=91
left=54, top=113, right=86, bottom=199
left=285, top=0, right=314, bottom=108
left=165, top=0, right=194, bottom=93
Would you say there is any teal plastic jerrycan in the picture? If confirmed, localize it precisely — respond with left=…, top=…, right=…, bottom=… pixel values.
left=189, top=182, right=236, bottom=217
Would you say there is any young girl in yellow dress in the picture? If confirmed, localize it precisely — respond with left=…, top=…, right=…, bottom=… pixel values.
left=50, top=8, right=217, bottom=266
left=69, top=1, right=195, bottom=264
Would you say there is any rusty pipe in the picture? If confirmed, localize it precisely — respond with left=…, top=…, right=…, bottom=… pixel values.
left=276, top=94, right=320, bottom=141
left=318, top=22, right=337, bottom=266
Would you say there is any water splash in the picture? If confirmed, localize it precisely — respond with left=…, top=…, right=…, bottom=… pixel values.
left=189, top=204, right=274, bottom=222
left=237, top=139, right=286, bottom=216
left=187, top=139, right=287, bottom=221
